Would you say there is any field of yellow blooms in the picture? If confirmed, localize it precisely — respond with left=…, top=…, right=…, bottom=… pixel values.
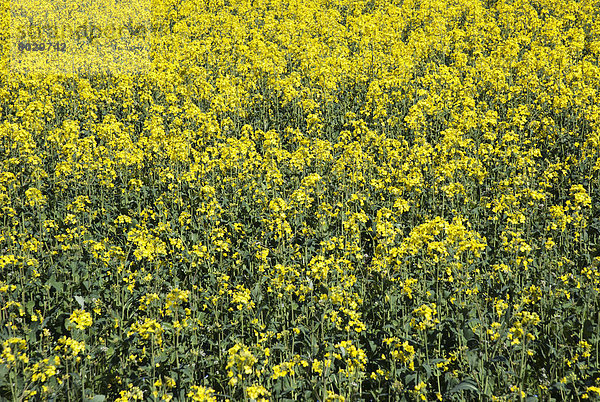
left=1, top=0, right=600, bottom=400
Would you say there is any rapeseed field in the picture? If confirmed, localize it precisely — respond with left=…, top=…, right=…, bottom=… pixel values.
left=1, top=0, right=600, bottom=400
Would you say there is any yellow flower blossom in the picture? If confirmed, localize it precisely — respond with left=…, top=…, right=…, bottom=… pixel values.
left=68, top=309, right=93, bottom=330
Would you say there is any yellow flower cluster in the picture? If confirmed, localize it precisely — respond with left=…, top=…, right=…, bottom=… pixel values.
left=55, top=336, right=85, bottom=360
left=508, top=311, right=540, bottom=345
left=68, top=309, right=93, bottom=330
left=334, top=340, right=367, bottom=377
left=383, top=337, right=416, bottom=370
left=0, top=338, right=29, bottom=367
left=410, top=303, right=439, bottom=331
left=165, top=287, right=190, bottom=314
left=246, top=384, right=270, bottom=401
left=187, top=385, right=217, bottom=402
left=226, top=343, right=258, bottom=387
left=127, top=318, right=164, bottom=346
left=2, top=0, right=600, bottom=400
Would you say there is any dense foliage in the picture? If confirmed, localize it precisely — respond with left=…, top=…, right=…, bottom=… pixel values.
left=1, top=0, right=600, bottom=400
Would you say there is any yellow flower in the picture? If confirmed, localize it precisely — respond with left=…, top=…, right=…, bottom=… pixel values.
left=0, top=338, right=28, bottom=366
left=383, top=337, right=415, bottom=370
left=226, top=343, right=258, bottom=383
left=312, top=359, right=323, bottom=375
left=413, top=382, right=427, bottom=401
left=69, top=309, right=93, bottom=330
left=127, top=318, right=164, bottom=345
left=570, top=184, right=591, bottom=208
left=411, top=303, right=439, bottom=331
left=272, top=364, right=288, bottom=380
left=29, top=358, right=58, bottom=383
left=246, top=384, right=270, bottom=401
left=165, top=288, right=190, bottom=314
left=55, top=336, right=85, bottom=357
left=231, top=284, right=255, bottom=311
left=187, top=385, right=217, bottom=401
left=587, top=386, right=600, bottom=395
left=165, top=376, right=176, bottom=388
left=25, top=187, right=47, bottom=207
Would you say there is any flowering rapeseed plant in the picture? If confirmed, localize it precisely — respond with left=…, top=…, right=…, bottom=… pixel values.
left=1, top=0, right=600, bottom=400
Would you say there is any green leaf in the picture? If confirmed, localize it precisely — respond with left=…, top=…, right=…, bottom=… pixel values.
left=49, top=275, right=63, bottom=292
left=449, top=378, right=479, bottom=394
left=26, top=300, right=35, bottom=315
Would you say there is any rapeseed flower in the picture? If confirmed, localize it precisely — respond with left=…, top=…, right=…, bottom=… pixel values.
left=68, top=309, right=93, bottom=330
